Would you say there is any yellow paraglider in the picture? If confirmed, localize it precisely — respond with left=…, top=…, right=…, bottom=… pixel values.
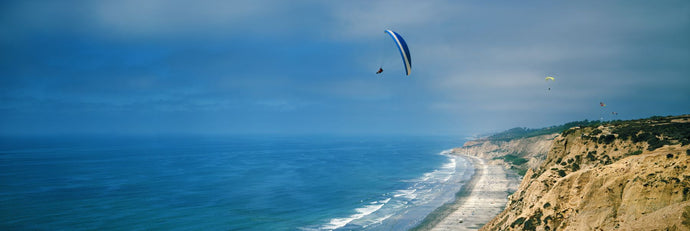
left=545, top=76, right=555, bottom=91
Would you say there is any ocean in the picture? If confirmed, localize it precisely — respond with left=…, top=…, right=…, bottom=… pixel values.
left=0, top=135, right=471, bottom=230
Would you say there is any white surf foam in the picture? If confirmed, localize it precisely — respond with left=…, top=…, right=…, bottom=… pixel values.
left=393, top=189, right=417, bottom=199
left=321, top=199, right=389, bottom=230
left=318, top=150, right=464, bottom=230
left=363, top=214, right=393, bottom=228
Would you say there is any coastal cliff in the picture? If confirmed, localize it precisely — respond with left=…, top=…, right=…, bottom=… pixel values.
left=455, top=133, right=557, bottom=176
left=477, top=115, right=690, bottom=230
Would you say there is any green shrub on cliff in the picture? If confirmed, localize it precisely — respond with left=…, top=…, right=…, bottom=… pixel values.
left=599, top=135, right=616, bottom=144
left=494, top=154, right=528, bottom=165
left=647, top=136, right=672, bottom=151
left=557, top=170, right=566, bottom=177
left=591, top=129, right=602, bottom=136
left=510, top=217, right=526, bottom=228
left=625, top=150, right=643, bottom=156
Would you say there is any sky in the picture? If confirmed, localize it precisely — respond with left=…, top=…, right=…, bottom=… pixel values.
left=1, top=0, right=689, bottom=136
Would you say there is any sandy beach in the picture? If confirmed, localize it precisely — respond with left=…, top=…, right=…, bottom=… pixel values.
left=413, top=155, right=521, bottom=230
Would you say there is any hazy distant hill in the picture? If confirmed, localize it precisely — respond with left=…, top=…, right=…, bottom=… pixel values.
left=462, top=115, right=690, bottom=230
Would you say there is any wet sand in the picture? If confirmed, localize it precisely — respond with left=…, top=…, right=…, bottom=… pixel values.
left=413, top=155, right=521, bottom=230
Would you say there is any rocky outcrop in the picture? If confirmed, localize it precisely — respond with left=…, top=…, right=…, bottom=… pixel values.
left=481, top=115, right=690, bottom=230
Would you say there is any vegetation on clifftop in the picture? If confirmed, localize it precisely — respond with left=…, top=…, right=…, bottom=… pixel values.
left=490, top=115, right=690, bottom=145
left=562, top=115, right=690, bottom=151
left=488, top=120, right=602, bottom=142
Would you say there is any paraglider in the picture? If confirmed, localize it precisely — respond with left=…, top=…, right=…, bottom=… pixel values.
left=545, top=76, right=555, bottom=90
left=599, top=102, right=607, bottom=121
left=382, top=30, right=411, bottom=76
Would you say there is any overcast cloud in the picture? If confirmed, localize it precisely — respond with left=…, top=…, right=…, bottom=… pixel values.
left=1, top=0, right=688, bottom=136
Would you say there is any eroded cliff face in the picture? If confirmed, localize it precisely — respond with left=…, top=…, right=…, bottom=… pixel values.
left=481, top=115, right=690, bottom=230
left=454, top=134, right=557, bottom=174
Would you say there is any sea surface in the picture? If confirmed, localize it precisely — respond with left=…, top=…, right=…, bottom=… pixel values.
left=0, top=135, right=471, bottom=230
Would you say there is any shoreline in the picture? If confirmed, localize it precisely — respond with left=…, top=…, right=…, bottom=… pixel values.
left=411, top=154, right=521, bottom=230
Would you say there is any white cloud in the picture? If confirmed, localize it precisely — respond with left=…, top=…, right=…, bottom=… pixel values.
left=326, top=1, right=463, bottom=40
left=2, top=0, right=325, bottom=39
left=91, top=0, right=274, bottom=37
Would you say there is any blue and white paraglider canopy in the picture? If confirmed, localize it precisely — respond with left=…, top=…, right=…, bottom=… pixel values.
left=384, top=30, right=412, bottom=76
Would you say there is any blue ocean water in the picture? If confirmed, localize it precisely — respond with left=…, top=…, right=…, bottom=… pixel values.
left=0, top=135, right=470, bottom=230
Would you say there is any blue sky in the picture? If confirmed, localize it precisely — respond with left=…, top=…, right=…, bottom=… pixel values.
left=1, top=1, right=689, bottom=136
